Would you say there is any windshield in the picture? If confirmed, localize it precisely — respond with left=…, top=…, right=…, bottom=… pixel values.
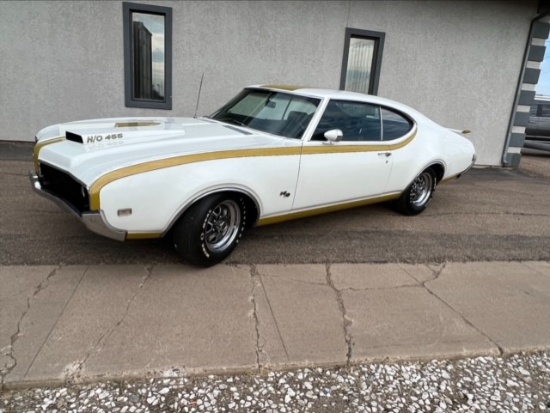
left=210, top=88, right=321, bottom=139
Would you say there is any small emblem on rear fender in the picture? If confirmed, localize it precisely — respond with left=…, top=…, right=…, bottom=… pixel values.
left=279, top=191, right=291, bottom=198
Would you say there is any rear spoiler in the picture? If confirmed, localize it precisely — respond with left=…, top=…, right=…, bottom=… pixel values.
left=448, top=128, right=472, bottom=135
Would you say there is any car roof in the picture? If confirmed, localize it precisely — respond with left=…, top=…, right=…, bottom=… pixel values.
left=255, top=84, right=375, bottom=100
left=253, top=84, right=423, bottom=119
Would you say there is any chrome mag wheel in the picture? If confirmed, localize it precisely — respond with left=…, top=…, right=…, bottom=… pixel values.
left=410, top=171, right=434, bottom=208
left=204, top=199, right=241, bottom=252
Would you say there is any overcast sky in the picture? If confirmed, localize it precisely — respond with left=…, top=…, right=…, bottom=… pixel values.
left=536, top=38, right=550, bottom=96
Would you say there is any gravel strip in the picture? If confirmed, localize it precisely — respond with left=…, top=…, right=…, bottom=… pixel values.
left=2, top=352, right=549, bottom=413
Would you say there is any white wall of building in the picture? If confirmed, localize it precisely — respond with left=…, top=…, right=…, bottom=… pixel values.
left=0, top=0, right=537, bottom=165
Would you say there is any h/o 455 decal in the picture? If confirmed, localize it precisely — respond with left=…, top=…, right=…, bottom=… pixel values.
left=85, top=133, right=123, bottom=144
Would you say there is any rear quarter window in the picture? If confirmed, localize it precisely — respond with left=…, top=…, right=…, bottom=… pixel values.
left=381, top=107, right=413, bottom=141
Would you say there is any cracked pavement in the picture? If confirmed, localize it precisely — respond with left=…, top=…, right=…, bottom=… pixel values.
left=1, top=147, right=550, bottom=391
left=1, top=261, right=549, bottom=390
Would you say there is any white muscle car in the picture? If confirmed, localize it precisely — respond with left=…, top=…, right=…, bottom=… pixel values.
left=30, top=85, right=476, bottom=266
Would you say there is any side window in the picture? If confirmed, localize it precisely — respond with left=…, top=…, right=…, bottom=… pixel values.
left=340, top=28, right=385, bottom=95
left=312, top=100, right=381, bottom=141
left=123, top=2, right=172, bottom=110
left=381, top=108, right=413, bottom=141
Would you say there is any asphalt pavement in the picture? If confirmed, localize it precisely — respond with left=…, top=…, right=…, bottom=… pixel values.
left=1, top=144, right=550, bottom=266
left=1, top=141, right=550, bottom=393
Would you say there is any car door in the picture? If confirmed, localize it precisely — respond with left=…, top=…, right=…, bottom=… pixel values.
left=292, top=100, right=393, bottom=210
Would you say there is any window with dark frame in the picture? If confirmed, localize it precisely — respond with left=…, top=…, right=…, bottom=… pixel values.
left=340, top=28, right=385, bottom=95
left=311, top=100, right=412, bottom=142
left=123, top=2, right=172, bottom=109
left=380, top=107, right=413, bottom=141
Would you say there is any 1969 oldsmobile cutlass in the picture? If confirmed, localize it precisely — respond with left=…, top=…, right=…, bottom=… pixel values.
left=30, top=85, right=476, bottom=266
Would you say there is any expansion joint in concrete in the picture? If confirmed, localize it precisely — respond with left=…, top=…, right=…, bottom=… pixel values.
left=65, top=265, right=154, bottom=384
left=326, top=264, right=352, bottom=366
left=0, top=266, right=60, bottom=389
left=422, top=263, right=505, bottom=356
left=249, top=266, right=263, bottom=370
left=254, top=266, right=290, bottom=363
left=340, top=285, right=421, bottom=293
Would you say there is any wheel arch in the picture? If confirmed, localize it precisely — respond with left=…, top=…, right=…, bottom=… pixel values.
left=428, top=162, right=445, bottom=183
left=403, top=161, right=445, bottom=193
left=163, top=187, right=261, bottom=237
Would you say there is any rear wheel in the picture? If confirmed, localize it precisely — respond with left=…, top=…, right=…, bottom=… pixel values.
left=394, top=168, right=436, bottom=215
left=173, top=194, right=247, bottom=267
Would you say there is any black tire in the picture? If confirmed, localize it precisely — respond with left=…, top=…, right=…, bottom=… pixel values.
left=394, top=168, right=437, bottom=216
left=173, top=194, right=247, bottom=267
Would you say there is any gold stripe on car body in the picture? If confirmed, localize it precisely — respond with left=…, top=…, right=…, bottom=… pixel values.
left=89, top=131, right=417, bottom=211
left=301, top=131, right=416, bottom=155
left=257, top=194, right=401, bottom=226
left=33, top=137, right=65, bottom=172
left=122, top=193, right=402, bottom=240
left=89, top=147, right=302, bottom=210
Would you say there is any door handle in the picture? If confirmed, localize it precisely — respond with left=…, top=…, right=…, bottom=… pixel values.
left=378, top=152, right=391, bottom=157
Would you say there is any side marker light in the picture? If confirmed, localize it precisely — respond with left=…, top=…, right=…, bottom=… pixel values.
left=118, top=208, right=133, bottom=217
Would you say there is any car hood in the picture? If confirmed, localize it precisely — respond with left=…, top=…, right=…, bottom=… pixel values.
left=36, top=117, right=294, bottom=186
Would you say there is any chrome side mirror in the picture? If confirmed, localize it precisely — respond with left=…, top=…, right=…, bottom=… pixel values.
left=324, top=129, right=343, bottom=142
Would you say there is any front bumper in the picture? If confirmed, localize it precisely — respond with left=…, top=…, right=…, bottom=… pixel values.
left=29, top=170, right=127, bottom=241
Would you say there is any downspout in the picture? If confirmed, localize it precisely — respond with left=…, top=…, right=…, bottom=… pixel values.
left=501, top=11, right=550, bottom=166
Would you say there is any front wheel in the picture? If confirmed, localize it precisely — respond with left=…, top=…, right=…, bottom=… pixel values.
left=394, top=168, right=436, bottom=215
left=173, top=194, right=247, bottom=267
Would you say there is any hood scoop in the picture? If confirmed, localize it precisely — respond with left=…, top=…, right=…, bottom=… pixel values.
left=66, top=131, right=84, bottom=143
left=63, top=120, right=166, bottom=145
left=60, top=118, right=253, bottom=149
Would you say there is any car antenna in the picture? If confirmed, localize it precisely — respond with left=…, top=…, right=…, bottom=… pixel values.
left=193, top=72, right=205, bottom=118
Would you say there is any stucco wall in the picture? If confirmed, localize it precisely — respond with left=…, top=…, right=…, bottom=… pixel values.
left=352, top=1, right=536, bottom=166
left=0, top=0, right=537, bottom=165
